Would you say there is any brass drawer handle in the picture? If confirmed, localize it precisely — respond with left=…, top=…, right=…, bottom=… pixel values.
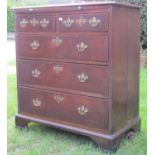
left=54, top=95, right=64, bottom=104
left=32, top=68, right=41, bottom=77
left=78, top=105, right=88, bottom=115
left=63, top=17, right=74, bottom=28
left=76, top=16, right=86, bottom=27
left=30, top=40, right=40, bottom=50
left=53, top=64, right=63, bottom=74
left=20, top=18, right=28, bottom=27
left=77, top=42, right=88, bottom=52
left=52, top=37, right=62, bottom=47
left=89, top=17, right=101, bottom=27
left=32, top=98, right=42, bottom=107
left=78, top=73, right=88, bottom=83
left=30, top=18, right=39, bottom=27
left=40, top=18, right=50, bottom=28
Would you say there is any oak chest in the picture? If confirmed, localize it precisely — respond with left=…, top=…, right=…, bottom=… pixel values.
left=14, top=2, right=141, bottom=151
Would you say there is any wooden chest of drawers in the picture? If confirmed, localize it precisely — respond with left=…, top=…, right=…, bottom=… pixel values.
left=14, top=2, right=141, bottom=151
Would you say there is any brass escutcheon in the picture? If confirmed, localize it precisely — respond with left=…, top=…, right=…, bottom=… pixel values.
left=76, top=16, right=86, bottom=27
left=77, top=73, right=88, bottom=83
left=89, top=17, right=101, bottom=27
left=30, top=18, right=39, bottom=27
left=76, top=42, right=88, bottom=52
left=54, top=95, right=64, bottom=104
left=53, top=64, right=63, bottom=74
left=52, top=37, right=62, bottom=47
left=78, top=105, right=88, bottom=115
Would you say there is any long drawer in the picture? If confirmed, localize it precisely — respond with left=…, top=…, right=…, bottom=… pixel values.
left=17, top=59, right=109, bottom=98
left=16, top=34, right=109, bottom=63
left=18, top=86, right=109, bottom=130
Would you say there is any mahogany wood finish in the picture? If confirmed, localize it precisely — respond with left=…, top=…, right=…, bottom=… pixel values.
left=16, top=15, right=55, bottom=32
left=17, top=59, right=109, bottom=97
left=18, top=87, right=109, bottom=130
left=16, top=34, right=109, bottom=63
left=57, top=12, right=109, bottom=32
left=14, top=2, right=141, bottom=151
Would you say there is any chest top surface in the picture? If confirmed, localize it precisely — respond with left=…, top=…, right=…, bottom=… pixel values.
left=13, top=1, right=140, bottom=13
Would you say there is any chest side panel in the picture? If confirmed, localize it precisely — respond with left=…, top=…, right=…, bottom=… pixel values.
left=111, top=6, right=140, bottom=132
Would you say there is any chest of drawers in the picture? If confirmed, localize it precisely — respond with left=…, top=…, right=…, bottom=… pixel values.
left=14, top=2, right=141, bottom=151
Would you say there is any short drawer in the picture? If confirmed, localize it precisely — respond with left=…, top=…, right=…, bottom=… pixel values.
left=57, top=12, right=108, bottom=32
left=16, top=15, right=55, bottom=32
left=16, top=34, right=109, bottom=63
left=17, top=60, right=109, bottom=98
left=18, top=87, right=109, bottom=130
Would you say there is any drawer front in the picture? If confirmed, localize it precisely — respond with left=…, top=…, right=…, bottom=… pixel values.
left=18, top=87, right=109, bottom=130
left=57, top=12, right=108, bottom=32
left=16, top=15, right=55, bottom=32
left=16, top=35, right=109, bottom=63
left=17, top=60, right=109, bottom=98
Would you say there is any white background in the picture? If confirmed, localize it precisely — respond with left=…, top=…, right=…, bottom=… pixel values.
left=0, top=0, right=7, bottom=155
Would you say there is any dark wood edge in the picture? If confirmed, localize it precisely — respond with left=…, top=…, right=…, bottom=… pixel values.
left=18, top=85, right=109, bottom=100
left=15, top=113, right=141, bottom=140
left=18, top=84, right=108, bottom=99
left=15, top=31, right=110, bottom=36
left=112, top=116, right=141, bottom=138
left=16, top=57, right=109, bottom=66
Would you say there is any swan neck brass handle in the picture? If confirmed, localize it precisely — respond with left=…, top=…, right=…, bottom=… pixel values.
left=63, top=17, right=74, bottom=28
left=78, top=105, right=88, bottom=115
left=32, top=68, right=41, bottom=77
left=78, top=73, right=88, bottom=83
left=52, top=37, right=62, bottom=47
left=77, top=42, right=88, bottom=52
left=53, top=64, right=63, bottom=74
left=40, top=18, right=50, bottom=28
left=30, top=40, right=40, bottom=50
left=89, top=17, right=101, bottom=27
left=54, top=95, right=64, bottom=104
left=20, top=18, right=28, bottom=27
left=32, top=98, right=42, bottom=107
